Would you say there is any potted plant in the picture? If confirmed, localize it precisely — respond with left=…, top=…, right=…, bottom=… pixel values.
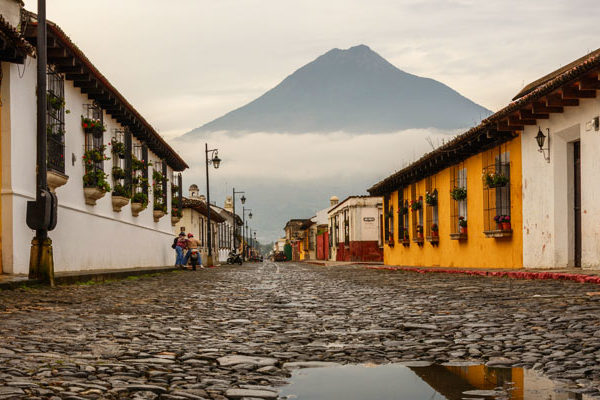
left=81, top=116, right=106, bottom=136
left=410, top=199, right=422, bottom=212
left=82, top=169, right=111, bottom=205
left=398, top=205, right=409, bottom=215
left=112, top=166, right=126, bottom=180
left=132, top=156, right=146, bottom=171
left=171, top=208, right=182, bottom=226
left=131, top=192, right=148, bottom=217
left=153, top=202, right=167, bottom=222
left=501, top=215, right=511, bottom=231
left=483, top=171, right=509, bottom=188
left=388, top=235, right=395, bottom=247
left=416, top=225, right=424, bottom=239
left=425, top=191, right=437, bottom=206
left=111, top=184, right=130, bottom=212
left=451, top=186, right=467, bottom=201
left=110, top=140, right=126, bottom=158
left=403, top=228, right=409, bottom=241
left=458, top=216, right=467, bottom=234
left=431, top=223, right=439, bottom=237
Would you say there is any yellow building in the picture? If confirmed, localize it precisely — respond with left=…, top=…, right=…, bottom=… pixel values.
left=368, top=130, right=523, bottom=269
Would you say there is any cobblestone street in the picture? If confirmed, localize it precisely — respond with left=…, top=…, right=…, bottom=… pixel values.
left=1, top=262, right=600, bottom=399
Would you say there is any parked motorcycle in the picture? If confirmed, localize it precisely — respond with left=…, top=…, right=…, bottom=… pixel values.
left=227, top=251, right=243, bottom=265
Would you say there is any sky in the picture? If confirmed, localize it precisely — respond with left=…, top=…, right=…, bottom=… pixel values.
left=23, top=0, right=600, bottom=242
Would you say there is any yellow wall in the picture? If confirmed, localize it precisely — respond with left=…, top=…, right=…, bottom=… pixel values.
left=384, top=136, right=523, bottom=269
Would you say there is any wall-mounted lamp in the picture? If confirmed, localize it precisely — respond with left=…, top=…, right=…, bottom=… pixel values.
left=535, top=126, right=550, bottom=163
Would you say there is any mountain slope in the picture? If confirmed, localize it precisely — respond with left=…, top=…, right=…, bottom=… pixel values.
left=186, top=45, right=492, bottom=135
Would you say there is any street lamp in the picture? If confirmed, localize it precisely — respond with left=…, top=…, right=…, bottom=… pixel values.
left=205, top=143, right=221, bottom=267
left=536, top=126, right=550, bottom=163
left=253, top=231, right=257, bottom=257
left=232, top=188, right=245, bottom=252
left=243, top=207, right=252, bottom=261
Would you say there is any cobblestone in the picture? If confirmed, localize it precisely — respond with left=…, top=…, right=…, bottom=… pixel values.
left=1, top=262, right=600, bottom=398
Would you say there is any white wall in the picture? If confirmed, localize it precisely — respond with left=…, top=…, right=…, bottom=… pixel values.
left=2, top=58, right=178, bottom=274
left=522, top=96, right=600, bottom=269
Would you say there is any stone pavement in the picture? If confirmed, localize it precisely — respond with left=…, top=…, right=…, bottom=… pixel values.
left=1, top=262, right=600, bottom=399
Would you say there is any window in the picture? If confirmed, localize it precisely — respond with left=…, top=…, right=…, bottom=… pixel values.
left=334, top=215, right=339, bottom=244
left=47, top=65, right=65, bottom=174
left=344, top=209, right=350, bottom=246
left=83, top=103, right=105, bottom=188
left=425, top=177, right=439, bottom=241
left=450, top=163, right=467, bottom=235
left=397, top=189, right=404, bottom=240
left=383, top=195, right=389, bottom=241
left=111, top=129, right=128, bottom=197
left=483, top=145, right=511, bottom=236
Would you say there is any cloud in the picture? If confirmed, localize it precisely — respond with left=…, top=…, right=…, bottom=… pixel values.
left=174, top=129, right=459, bottom=242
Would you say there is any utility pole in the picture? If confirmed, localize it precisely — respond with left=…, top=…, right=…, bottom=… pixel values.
left=27, top=0, right=57, bottom=285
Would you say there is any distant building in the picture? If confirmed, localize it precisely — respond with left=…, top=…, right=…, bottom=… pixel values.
left=328, top=196, right=383, bottom=262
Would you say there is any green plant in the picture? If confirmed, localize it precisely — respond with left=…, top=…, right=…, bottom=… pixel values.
left=83, top=169, right=111, bottom=192
left=398, top=205, right=409, bottom=215
left=171, top=208, right=182, bottom=218
left=47, top=93, right=65, bottom=111
left=153, top=202, right=167, bottom=213
left=83, top=145, right=109, bottom=164
left=431, top=223, right=439, bottom=232
left=450, top=186, right=467, bottom=201
left=458, top=216, right=467, bottom=228
left=410, top=199, right=422, bottom=212
left=131, top=156, right=146, bottom=171
left=112, top=166, right=126, bottom=180
left=131, top=192, right=148, bottom=206
left=425, top=191, right=437, bottom=206
left=110, top=140, right=125, bottom=157
left=416, top=225, right=423, bottom=234
left=112, top=183, right=130, bottom=197
left=483, top=171, right=509, bottom=188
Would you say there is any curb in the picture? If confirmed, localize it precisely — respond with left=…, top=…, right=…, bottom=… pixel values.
left=365, top=266, right=600, bottom=285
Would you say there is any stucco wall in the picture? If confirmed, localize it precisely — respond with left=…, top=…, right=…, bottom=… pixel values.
left=522, top=96, right=600, bottom=269
left=384, top=136, right=523, bottom=269
left=2, top=59, right=177, bottom=274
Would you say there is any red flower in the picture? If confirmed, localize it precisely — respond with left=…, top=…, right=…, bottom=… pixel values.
left=83, top=123, right=88, bottom=128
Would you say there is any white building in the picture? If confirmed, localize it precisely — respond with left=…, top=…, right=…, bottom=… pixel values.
left=520, top=49, right=600, bottom=269
left=0, top=9, right=188, bottom=274
left=328, top=196, right=383, bottom=262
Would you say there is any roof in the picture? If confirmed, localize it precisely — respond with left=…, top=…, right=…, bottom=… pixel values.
left=210, top=204, right=243, bottom=225
left=284, top=219, right=313, bottom=231
left=24, top=13, right=188, bottom=171
left=328, top=195, right=381, bottom=214
left=513, top=48, right=600, bottom=100
left=0, top=14, right=34, bottom=63
left=182, top=198, right=225, bottom=223
left=368, top=47, right=600, bottom=196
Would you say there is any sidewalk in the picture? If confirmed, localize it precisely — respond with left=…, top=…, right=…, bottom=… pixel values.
left=303, top=260, right=600, bottom=285
left=0, top=265, right=178, bottom=290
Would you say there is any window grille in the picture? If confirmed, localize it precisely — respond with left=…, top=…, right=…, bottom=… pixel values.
left=425, top=177, right=439, bottom=240
left=83, top=103, right=105, bottom=187
left=411, top=184, right=418, bottom=238
left=111, top=129, right=127, bottom=196
left=483, top=145, right=511, bottom=234
left=47, top=65, right=65, bottom=174
left=450, top=163, right=467, bottom=234
left=397, top=189, right=404, bottom=239
left=403, top=199, right=410, bottom=241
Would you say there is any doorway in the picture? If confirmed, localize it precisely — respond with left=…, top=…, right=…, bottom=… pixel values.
left=573, top=141, right=581, bottom=268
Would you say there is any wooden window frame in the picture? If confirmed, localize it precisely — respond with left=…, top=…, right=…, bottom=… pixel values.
left=450, top=163, right=467, bottom=240
left=483, top=145, right=512, bottom=238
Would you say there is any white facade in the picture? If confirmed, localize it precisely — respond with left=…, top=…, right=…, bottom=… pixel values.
left=522, top=96, right=600, bottom=269
left=1, top=56, right=182, bottom=274
left=328, top=197, right=383, bottom=244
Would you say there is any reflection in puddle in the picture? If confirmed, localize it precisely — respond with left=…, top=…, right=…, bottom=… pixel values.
left=279, top=363, right=591, bottom=400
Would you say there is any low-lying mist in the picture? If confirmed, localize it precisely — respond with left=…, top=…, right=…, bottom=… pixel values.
left=173, top=129, right=459, bottom=242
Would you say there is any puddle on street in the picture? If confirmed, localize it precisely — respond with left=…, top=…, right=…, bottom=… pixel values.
left=278, top=363, right=592, bottom=400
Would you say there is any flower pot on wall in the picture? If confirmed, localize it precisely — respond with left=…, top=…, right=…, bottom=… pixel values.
left=84, top=187, right=106, bottom=205
left=47, top=170, right=69, bottom=193
left=171, top=215, right=181, bottom=226
left=131, top=202, right=147, bottom=217
left=460, top=226, right=468, bottom=235
left=153, top=210, right=166, bottom=222
left=502, top=222, right=511, bottom=231
left=111, top=195, right=130, bottom=212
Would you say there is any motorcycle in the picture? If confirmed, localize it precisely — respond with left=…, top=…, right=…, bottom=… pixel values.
left=189, top=249, right=201, bottom=270
left=227, top=251, right=243, bottom=265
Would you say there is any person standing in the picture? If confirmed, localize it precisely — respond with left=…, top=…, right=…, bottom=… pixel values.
left=174, top=232, right=187, bottom=268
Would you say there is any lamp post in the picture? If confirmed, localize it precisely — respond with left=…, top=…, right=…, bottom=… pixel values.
left=232, top=188, right=245, bottom=252
left=536, top=126, right=551, bottom=163
left=243, top=207, right=252, bottom=261
left=253, top=231, right=257, bottom=258
left=205, top=143, right=221, bottom=267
